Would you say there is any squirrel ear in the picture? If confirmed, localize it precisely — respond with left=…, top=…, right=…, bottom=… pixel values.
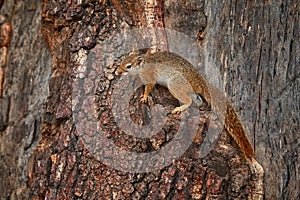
left=130, top=47, right=139, bottom=55
left=135, top=56, right=144, bottom=67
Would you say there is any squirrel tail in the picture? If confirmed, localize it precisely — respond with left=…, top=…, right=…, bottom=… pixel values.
left=224, top=103, right=256, bottom=160
left=204, top=83, right=255, bottom=161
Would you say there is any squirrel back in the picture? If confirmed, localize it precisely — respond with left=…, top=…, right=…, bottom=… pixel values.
left=142, top=52, right=212, bottom=107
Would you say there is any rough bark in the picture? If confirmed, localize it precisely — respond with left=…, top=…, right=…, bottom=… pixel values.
left=202, top=0, right=299, bottom=199
left=0, top=0, right=298, bottom=200
left=0, top=0, right=51, bottom=199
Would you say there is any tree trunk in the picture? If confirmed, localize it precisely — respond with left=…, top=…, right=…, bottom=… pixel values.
left=202, top=1, right=299, bottom=199
left=0, top=0, right=51, bottom=198
left=0, top=0, right=298, bottom=199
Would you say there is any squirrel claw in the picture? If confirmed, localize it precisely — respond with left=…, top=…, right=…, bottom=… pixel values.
left=140, top=95, right=154, bottom=106
left=140, top=96, right=148, bottom=103
left=171, top=107, right=182, bottom=114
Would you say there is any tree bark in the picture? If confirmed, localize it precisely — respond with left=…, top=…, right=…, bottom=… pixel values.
left=0, top=0, right=298, bottom=199
left=202, top=1, right=299, bottom=199
left=0, top=0, right=51, bottom=199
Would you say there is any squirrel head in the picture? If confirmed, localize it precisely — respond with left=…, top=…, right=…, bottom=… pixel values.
left=118, top=54, right=144, bottom=75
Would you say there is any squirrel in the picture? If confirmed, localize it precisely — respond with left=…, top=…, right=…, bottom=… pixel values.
left=117, top=51, right=255, bottom=161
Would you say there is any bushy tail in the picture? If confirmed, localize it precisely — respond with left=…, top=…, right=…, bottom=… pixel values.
left=224, top=104, right=256, bottom=159
left=207, top=83, right=255, bottom=160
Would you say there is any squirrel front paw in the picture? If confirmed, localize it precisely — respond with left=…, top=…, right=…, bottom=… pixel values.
left=140, top=95, right=154, bottom=106
left=140, top=95, right=148, bottom=103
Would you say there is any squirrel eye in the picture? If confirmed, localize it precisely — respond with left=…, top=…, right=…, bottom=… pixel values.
left=126, top=63, right=132, bottom=69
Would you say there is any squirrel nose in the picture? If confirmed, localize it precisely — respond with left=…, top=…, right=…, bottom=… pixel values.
left=117, top=67, right=124, bottom=75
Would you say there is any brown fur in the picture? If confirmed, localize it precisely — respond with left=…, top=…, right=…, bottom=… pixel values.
left=119, top=51, right=255, bottom=161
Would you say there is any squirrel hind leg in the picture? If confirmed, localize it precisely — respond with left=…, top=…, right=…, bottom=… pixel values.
left=167, top=75, right=193, bottom=113
left=167, top=74, right=193, bottom=114
left=172, top=103, right=191, bottom=114
left=168, top=91, right=193, bottom=114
